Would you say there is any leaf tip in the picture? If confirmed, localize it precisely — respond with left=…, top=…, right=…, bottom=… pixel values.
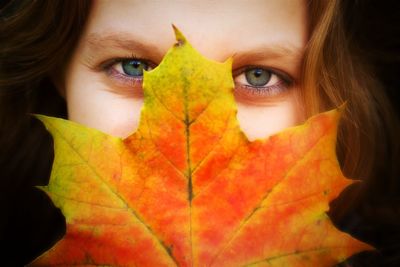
left=33, top=113, right=53, bottom=130
left=172, top=24, right=187, bottom=46
left=34, top=113, right=46, bottom=121
left=224, top=57, right=233, bottom=68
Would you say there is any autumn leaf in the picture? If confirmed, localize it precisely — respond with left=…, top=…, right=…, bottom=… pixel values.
left=31, top=27, right=372, bottom=266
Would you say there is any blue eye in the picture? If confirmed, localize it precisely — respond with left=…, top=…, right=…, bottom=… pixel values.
left=234, top=66, right=292, bottom=103
left=245, top=68, right=271, bottom=86
left=121, top=59, right=149, bottom=77
left=101, top=58, right=155, bottom=95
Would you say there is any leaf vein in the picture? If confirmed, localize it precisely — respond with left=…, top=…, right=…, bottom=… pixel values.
left=47, top=120, right=178, bottom=266
left=212, top=129, right=329, bottom=263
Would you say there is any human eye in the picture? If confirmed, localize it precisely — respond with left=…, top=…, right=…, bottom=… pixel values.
left=233, top=67, right=293, bottom=104
left=100, top=57, right=155, bottom=95
left=116, top=58, right=154, bottom=75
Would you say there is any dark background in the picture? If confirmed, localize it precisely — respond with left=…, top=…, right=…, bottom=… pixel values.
left=340, top=1, right=400, bottom=265
left=342, top=0, right=400, bottom=117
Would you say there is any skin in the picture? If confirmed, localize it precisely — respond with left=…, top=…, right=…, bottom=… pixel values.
left=63, top=0, right=308, bottom=140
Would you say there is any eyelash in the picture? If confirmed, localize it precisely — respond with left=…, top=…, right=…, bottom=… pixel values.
left=233, top=67, right=293, bottom=103
left=101, top=57, right=293, bottom=101
left=100, top=57, right=154, bottom=87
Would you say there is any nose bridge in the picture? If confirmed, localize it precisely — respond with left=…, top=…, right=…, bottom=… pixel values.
left=182, top=28, right=234, bottom=63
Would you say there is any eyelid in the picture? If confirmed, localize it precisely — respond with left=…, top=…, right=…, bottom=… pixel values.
left=232, top=65, right=294, bottom=104
left=100, top=56, right=156, bottom=86
left=98, top=57, right=156, bottom=97
left=99, top=56, right=157, bottom=72
left=232, top=65, right=293, bottom=84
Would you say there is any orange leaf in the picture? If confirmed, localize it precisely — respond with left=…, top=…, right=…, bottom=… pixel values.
left=31, top=27, right=372, bottom=266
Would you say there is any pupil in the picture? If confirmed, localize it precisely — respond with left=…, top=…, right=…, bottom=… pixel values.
left=253, top=69, right=262, bottom=77
left=245, top=68, right=271, bottom=86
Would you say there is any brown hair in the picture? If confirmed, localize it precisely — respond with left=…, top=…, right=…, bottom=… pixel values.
left=0, top=0, right=92, bottom=177
left=0, top=0, right=398, bottom=264
left=0, top=0, right=92, bottom=264
left=307, top=0, right=400, bottom=175
left=303, top=0, right=399, bottom=213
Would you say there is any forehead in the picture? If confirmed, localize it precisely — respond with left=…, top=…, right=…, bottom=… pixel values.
left=85, top=0, right=308, bottom=60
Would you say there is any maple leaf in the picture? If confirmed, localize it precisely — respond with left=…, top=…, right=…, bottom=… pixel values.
left=30, top=27, right=372, bottom=266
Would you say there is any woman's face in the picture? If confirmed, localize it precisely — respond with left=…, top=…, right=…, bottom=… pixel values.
left=64, top=0, right=308, bottom=140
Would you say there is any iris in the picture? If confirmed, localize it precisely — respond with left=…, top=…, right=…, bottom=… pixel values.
left=121, top=59, right=149, bottom=77
left=245, top=68, right=271, bottom=87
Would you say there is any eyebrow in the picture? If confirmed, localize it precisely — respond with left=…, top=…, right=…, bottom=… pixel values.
left=85, top=32, right=304, bottom=68
left=85, top=32, right=164, bottom=60
left=231, top=44, right=304, bottom=67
